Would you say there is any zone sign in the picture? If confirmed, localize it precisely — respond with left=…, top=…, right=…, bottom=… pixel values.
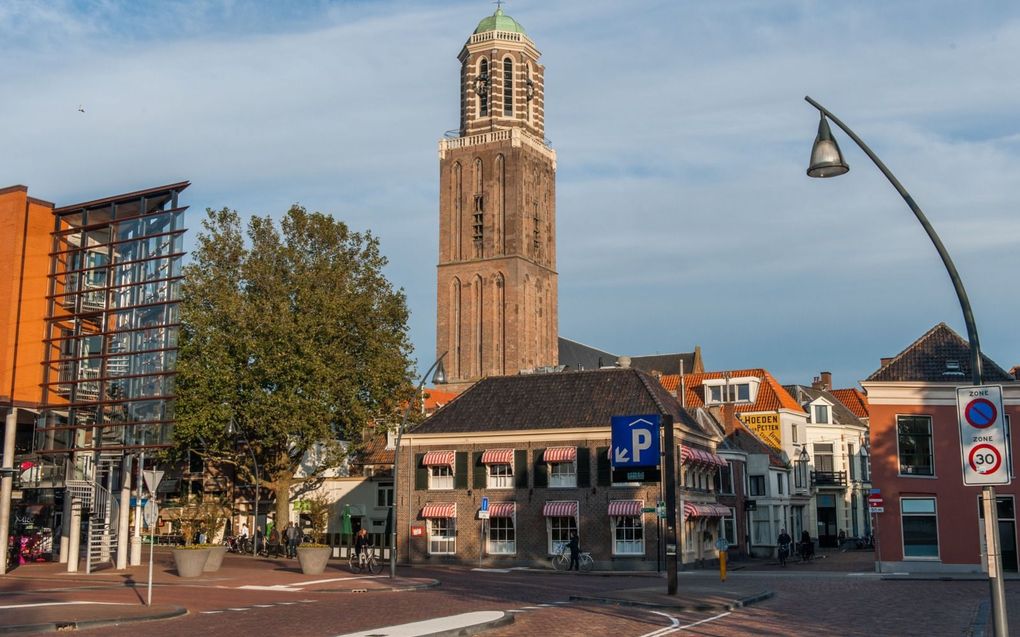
left=957, top=385, right=1011, bottom=486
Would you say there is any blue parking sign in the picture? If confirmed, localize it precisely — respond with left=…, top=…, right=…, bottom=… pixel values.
left=611, top=414, right=661, bottom=468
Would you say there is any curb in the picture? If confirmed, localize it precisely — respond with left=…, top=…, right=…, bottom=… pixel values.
left=310, top=578, right=441, bottom=593
left=425, top=612, right=514, bottom=637
left=568, top=590, right=774, bottom=613
left=0, top=605, right=187, bottom=635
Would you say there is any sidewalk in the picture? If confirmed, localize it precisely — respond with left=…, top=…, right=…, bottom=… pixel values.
left=0, top=549, right=438, bottom=634
left=570, top=580, right=773, bottom=612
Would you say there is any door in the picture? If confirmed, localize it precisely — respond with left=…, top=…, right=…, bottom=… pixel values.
left=977, top=495, right=1018, bottom=572
left=816, top=494, right=838, bottom=548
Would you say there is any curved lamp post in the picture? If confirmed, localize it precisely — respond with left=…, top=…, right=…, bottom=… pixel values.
left=804, top=96, right=1006, bottom=636
left=226, top=414, right=260, bottom=559
left=389, top=352, right=447, bottom=579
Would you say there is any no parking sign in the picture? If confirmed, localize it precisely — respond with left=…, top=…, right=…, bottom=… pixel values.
left=957, top=385, right=1011, bottom=486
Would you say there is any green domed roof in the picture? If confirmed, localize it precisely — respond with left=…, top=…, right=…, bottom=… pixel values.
left=473, top=7, right=526, bottom=35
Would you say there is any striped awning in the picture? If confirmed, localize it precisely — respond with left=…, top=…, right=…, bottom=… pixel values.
left=679, top=445, right=727, bottom=468
left=422, top=450, right=455, bottom=466
left=421, top=503, right=457, bottom=519
left=489, top=502, right=516, bottom=518
left=683, top=502, right=731, bottom=519
left=481, top=448, right=515, bottom=465
left=608, top=500, right=642, bottom=517
left=543, top=447, right=577, bottom=463
left=542, top=500, right=578, bottom=518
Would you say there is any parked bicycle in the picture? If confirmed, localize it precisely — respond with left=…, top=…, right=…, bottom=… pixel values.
left=349, top=549, right=382, bottom=575
left=551, top=544, right=593, bottom=572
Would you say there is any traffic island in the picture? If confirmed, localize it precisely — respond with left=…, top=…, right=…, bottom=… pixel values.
left=570, top=585, right=773, bottom=613
left=0, top=601, right=187, bottom=635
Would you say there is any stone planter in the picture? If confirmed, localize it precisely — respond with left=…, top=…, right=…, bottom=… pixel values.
left=203, top=545, right=228, bottom=572
left=172, top=547, right=211, bottom=578
left=296, top=546, right=331, bottom=575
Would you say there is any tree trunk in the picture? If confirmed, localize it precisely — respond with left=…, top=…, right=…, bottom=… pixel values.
left=272, top=470, right=293, bottom=532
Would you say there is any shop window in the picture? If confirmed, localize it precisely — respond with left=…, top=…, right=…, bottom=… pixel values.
left=488, top=516, right=516, bottom=554
left=428, top=518, right=456, bottom=554
left=613, top=516, right=644, bottom=555
left=901, top=497, right=938, bottom=558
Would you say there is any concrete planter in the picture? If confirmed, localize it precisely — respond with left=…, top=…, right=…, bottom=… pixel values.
left=297, top=546, right=331, bottom=575
left=172, top=547, right=211, bottom=578
left=203, top=545, right=228, bottom=572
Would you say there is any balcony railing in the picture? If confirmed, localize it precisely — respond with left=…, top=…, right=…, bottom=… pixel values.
left=811, top=470, right=848, bottom=487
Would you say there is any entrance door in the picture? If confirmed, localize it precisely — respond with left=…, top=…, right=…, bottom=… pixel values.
left=816, top=494, right=838, bottom=548
left=977, top=495, right=1018, bottom=572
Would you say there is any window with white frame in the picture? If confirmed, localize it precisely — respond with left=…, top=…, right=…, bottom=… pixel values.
left=714, top=462, right=734, bottom=494
left=613, top=516, right=644, bottom=555
left=753, top=510, right=771, bottom=544
left=488, top=516, right=516, bottom=554
left=749, top=475, right=766, bottom=497
left=898, top=415, right=934, bottom=476
left=720, top=511, right=737, bottom=545
left=813, top=404, right=829, bottom=424
left=777, top=472, right=785, bottom=495
left=901, top=497, right=938, bottom=558
left=376, top=484, right=393, bottom=507
left=549, top=460, right=576, bottom=488
left=488, top=463, right=513, bottom=489
left=547, top=516, right=577, bottom=554
left=703, top=378, right=757, bottom=405
left=428, top=518, right=456, bottom=554
left=429, top=465, right=454, bottom=490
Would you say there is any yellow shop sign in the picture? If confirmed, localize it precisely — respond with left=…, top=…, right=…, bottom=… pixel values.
left=742, top=412, right=781, bottom=448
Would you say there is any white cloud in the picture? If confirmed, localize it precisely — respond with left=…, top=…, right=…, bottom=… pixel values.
left=2, top=0, right=1018, bottom=386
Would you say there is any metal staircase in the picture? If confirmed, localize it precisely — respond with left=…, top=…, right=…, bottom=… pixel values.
left=67, top=454, right=121, bottom=573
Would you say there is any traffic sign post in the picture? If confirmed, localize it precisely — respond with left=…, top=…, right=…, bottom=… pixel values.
left=958, top=386, right=1010, bottom=486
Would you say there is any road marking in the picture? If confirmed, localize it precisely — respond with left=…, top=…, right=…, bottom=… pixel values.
left=252, top=604, right=276, bottom=608
left=472, top=568, right=512, bottom=573
left=638, top=611, right=679, bottom=637
left=334, top=611, right=506, bottom=637
left=0, top=601, right=129, bottom=609
left=201, top=610, right=225, bottom=614
left=228, top=607, right=251, bottom=611
left=520, top=606, right=545, bottom=610
left=239, top=585, right=302, bottom=592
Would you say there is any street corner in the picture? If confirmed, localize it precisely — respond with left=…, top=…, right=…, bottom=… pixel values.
left=0, top=600, right=186, bottom=635
left=569, top=584, right=775, bottom=613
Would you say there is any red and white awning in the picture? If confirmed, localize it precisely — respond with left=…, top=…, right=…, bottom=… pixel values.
left=481, top=449, right=515, bottom=465
left=608, top=500, right=642, bottom=517
left=683, top=502, right=731, bottom=519
left=421, top=503, right=456, bottom=519
left=489, top=502, right=516, bottom=518
left=422, top=450, right=455, bottom=466
left=679, top=445, right=727, bottom=468
left=543, top=447, right=576, bottom=463
left=542, top=500, right=578, bottom=518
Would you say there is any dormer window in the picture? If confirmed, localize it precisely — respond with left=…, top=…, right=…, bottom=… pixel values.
left=813, top=404, right=829, bottom=424
left=703, top=378, right=757, bottom=405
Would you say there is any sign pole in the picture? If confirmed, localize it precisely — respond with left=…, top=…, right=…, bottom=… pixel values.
left=663, top=414, right=678, bottom=595
left=983, top=486, right=1008, bottom=637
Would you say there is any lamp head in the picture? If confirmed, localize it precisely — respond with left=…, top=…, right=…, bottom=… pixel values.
left=431, top=358, right=447, bottom=385
left=807, top=115, right=849, bottom=178
left=799, top=447, right=811, bottom=463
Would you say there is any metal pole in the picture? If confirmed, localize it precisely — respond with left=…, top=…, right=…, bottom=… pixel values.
left=390, top=352, right=448, bottom=579
left=67, top=497, right=81, bottom=573
left=0, top=409, right=17, bottom=574
left=663, top=414, right=678, bottom=595
left=250, top=441, right=259, bottom=559
left=805, top=96, right=1005, bottom=635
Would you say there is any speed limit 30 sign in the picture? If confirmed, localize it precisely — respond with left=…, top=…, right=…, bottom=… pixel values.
left=957, top=385, right=1011, bottom=486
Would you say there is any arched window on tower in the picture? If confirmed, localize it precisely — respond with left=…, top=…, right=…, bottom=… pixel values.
left=503, top=58, right=513, bottom=117
left=451, top=277, right=462, bottom=378
left=477, top=58, right=489, bottom=117
left=526, top=62, right=535, bottom=125
left=494, top=272, right=505, bottom=375
left=495, top=154, right=505, bottom=254
left=452, top=162, right=462, bottom=260
left=473, top=158, right=484, bottom=256
left=473, top=274, right=484, bottom=377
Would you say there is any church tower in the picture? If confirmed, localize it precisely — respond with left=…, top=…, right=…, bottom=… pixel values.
left=436, top=6, right=558, bottom=391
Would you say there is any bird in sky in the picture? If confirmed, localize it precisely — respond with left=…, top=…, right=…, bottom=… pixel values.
left=78, top=105, right=85, bottom=113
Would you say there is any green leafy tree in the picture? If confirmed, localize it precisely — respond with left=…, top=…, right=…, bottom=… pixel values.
left=174, top=206, right=413, bottom=530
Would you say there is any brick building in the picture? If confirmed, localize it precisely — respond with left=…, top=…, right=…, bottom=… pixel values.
left=435, top=7, right=558, bottom=392
left=863, top=323, right=1019, bottom=573
left=396, top=366, right=728, bottom=570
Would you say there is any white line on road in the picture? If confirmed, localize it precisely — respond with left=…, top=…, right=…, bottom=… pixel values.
left=227, top=607, right=251, bottom=611
left=201, top=611, right=224, bottom=614
left=334, top=611, right=506, bottom=637
left=0, top=601, right=130, bottom=610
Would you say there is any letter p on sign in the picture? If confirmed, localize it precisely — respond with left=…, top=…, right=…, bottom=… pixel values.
left=632, top=429, right=652, bottom=464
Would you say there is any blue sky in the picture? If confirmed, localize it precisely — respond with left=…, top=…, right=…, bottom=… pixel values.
left=3, top=0, right=1019, bottom=388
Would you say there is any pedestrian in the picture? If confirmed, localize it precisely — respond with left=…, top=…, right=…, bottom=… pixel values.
left=567, top=531, right=580, bottom=571
left=240, top=521, right=249, bottom=539
left=285, top=522, right=301, bottom=558
left=799, top=529, right=813, bottom=561
left=269, top=525, right=282, bottom=557
left=777, top=528, right=792, bottom=567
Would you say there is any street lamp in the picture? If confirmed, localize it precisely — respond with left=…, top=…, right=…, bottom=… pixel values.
left=226, top=413, right=259, bottom=559
left=389, top=352, right=447, bottom=579
left=804, top=95, right=1006, bottom=636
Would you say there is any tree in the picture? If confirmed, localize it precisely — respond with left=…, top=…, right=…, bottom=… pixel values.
left=174, top=206, right=413, bottom=531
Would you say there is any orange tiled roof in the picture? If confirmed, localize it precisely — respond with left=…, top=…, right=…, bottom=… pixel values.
left=831, top=388, right=869, bottom=419
left=423, top=388, right=459, bottom=413
left=659, top=369, right=805, bottom=414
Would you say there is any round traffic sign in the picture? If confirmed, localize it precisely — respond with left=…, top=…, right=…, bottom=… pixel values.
left=965, top=398, right=998, bottom=428
left=867, top=494, right=883, bottom=507
left=968, top=443, right=1002, bottom=475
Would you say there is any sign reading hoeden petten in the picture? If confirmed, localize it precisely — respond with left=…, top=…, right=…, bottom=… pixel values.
left=957, top=385, right=1011, bottom=486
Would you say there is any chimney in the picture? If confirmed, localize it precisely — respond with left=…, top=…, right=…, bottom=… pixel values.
left=880, top=357, right=893, bottom=367
left=617, top=356, right=631, bottom=369
left=820, top=371, right=832, bottom=390
left=811, top=375, right=822, bottom=390
left=722, top=403, right=737, bottom=436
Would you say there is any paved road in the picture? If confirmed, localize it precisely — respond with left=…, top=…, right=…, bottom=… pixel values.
left=4, top=555, right=1019, bottom=636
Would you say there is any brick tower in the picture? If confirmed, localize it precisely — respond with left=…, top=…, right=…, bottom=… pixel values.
left=436, top=6, right=558, bottom=392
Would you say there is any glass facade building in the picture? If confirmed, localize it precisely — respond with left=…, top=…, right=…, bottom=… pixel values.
left=37, top=183, right=189, bottom=457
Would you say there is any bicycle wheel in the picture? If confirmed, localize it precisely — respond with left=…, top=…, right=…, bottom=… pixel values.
left=368, top=557, right=383, bottom=575
left=348, top=554, right=361, bottom=574
left=551, top=554, right=569, bottom=571
left=579, top=554, right=594, bottom=572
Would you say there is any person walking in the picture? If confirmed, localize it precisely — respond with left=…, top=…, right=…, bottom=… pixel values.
left=777, top=528, right=792, bottom=567
left=799, top=529, right=813, bottom=561
left=285, top=522, right=301, bottom=558
left=567, top=531, right=580, bottom=571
